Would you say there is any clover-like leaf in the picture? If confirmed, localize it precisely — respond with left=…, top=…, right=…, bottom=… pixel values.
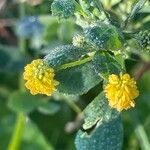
left=92, top=51, right=124, bottom=79
left=83, top=92, right=119, bottom=130
left=38, top=101, right=60, bottom=115
left=51, top=0, right=77, bottom=18
left=124, top=0, right=147, bottom=27
left=84, top=23, right=123, bottom=51
left=8, top=92, right=45, bottom=113
left=55, top=61, right=101, bottom=95
left=22, top=121, right=54, bottom=150
left=44, top=45, right=88, bottom=68
left=75, top=116, right=123, bottom=150
left=75, top=92, right=123, bottom=150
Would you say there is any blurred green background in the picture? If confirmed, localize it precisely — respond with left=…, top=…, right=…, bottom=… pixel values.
left=0, top=0, right=150, bottom=150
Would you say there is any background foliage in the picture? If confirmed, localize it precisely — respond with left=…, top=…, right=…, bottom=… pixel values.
left=0, top=0, right=150, bottom=150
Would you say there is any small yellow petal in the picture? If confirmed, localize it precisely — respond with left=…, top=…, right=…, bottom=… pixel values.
left=104, top=73, right=139, bottom=111
left=23, top=59, right=59, bottom=96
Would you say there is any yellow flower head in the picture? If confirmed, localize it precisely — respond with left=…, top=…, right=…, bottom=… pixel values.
left=23, top=59, right=59, bottom=96
left=104, top=73, right=139, bottom=111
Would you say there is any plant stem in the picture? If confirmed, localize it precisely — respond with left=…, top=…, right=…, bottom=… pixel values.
left=56, top=56, right=93, bottom=71
left=19, top=73, right=26, bottom=92
left=19, top=2, right=26, bottom=54
left=7, top=113, right=26, bottom=150
left=19, top=38, right=26, bottom=54
left=7, top=3, right=27, bottom=150
left=131, top=111, right=150, bottom=150
left=18, top=1, right=26, bottom=92
left=135, top=61, right=150, bottom=80
left=135, top=124, right=150, bottom=150
left=63, top=98, right=82, bottom=115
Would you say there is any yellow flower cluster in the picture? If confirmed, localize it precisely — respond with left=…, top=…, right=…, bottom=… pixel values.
left=104, top=73, right=139, bottom=111
left=23, top=59, right=59, bottom=96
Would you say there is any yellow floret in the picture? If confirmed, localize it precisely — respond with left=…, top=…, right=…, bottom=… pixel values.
left=23, top=59, right=59, bottom=96
left=104, top=73, right=139, bottom=111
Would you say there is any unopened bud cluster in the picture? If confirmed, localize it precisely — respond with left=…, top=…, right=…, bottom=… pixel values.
left=137, top=30, right=150, bottom=51
left=72, top=34, right=85, bottom=47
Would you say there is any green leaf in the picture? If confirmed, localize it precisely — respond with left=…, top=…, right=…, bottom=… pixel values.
left=84, top=23, right=123, bottom=51
left=55, top=62, right=101, bottom=95
left=8, top=92, right=45, bottom=113
left=0, top=115, right=16, bottom=150
left=21, top=121, right=54, bottom=150
left=0, top=47, right=25, bottom=73
left=124, top=0, right=147, bottom=27
left=79, top=0, right=92, bottom=14
left=83, top=92, right=119, bottom=130
left=38, top=101, right=60, bottom=115
left=58, top=20, right=75, bottom=43
left=44, top=45, right=88, bottom=68
left=0, top=114, right=54, bottom=150
left=39, top=16, right=60, bottom=43
left=75, top=92, right=123, bottom=150
left=92, top=52, right=124, bottom=79
left=75, top=116, right=123, bottom=150
left=0, top=50, right=11, bottom=69
left=79, top=0, right=101, bottom=19
left=138, top=70, right=150, bottom=93
left=130, top=0, right=147, bottom=18
left=51, top=0, right=76, bottom=18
